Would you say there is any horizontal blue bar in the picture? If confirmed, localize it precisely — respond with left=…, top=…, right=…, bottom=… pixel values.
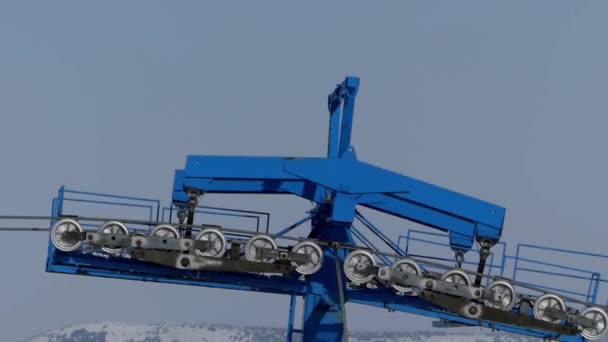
left=512, top=256, right=596, bottom=275
left=516, top=267, right=601, bottom=282
left=162, top=207, right=259, bottom=221
left=64, top=189, right=160, bottom=205
left=63, top=198, right=154, bottom=211
left=63, top=197, right=154, bottom=221
left=513, top=280, right=589, bottom=299
left=517, top=243, right=608, bottom=260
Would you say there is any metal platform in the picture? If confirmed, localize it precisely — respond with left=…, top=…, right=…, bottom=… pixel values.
left=38, top=182, right=607, bottom=342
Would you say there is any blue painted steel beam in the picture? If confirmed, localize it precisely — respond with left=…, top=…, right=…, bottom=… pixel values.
left=355, top=211, right=406, bottom=256
left=276, top=212, right=316, bottom=236
left=47, top=250, right=310, bottom=296
left=173, top=156, right=505, bottom=249
left=335, top=77, right=359, bottom=157
left=287, top=295, right=297, bottom=342
left=171, top=75, right=505, bottom=251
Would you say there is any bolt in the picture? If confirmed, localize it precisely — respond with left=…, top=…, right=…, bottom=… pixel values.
left=475, top=290, right=481, bottom=297
left=425, top=280, right=434, bottom=289
left=135, top=240, right=142, bottom=247
left=181, top=257, right=190, bottom=267
left=87, top=234, right=93, bottom=241
left=184, top=241, right=191, bottom=247
left=469, top=305, right=479, bottom=316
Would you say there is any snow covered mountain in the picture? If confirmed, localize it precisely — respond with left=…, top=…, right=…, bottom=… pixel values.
left=23, top=321, right=540, bottom=342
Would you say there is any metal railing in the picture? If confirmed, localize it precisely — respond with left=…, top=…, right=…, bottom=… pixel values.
left=398, top=229, right=606, bottom=305
left=50, top=186, right=608, bottom=306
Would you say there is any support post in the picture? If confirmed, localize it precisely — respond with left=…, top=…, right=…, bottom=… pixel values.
left=327, top=76, right=360, bottom=159
left=184, top=193, right=198, bottom=239
left=287, top=294, right=297, bottom=342
left=474, top=239, right=495, bottom=286
left=337, top=78, right=359, bottom=157
left=302, top=205, right=354, bottom=342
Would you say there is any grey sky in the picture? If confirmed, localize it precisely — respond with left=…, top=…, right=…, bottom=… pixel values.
left=1, top=1, right=608, bottom=341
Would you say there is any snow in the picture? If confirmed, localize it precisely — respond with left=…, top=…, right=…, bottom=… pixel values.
left=24, top=321, right=542, bottom=342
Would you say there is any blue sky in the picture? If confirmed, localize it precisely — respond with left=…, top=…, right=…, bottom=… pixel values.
left=1, top=1, right=608, bottom=340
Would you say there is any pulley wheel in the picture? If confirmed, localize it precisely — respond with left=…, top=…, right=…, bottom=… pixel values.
left=50, top=219, right=84, bottom=252
left=484, top=280, right=517, bottom=311
left=245, top=235, right=278, bottom=263
left=533, top=293, right=566, bottom=323
left=343, top=250, right=377, bottom=284
left=97, top=221, right=129, bottom=255
left=150, top=224, right=180, bottom=239
left=195, top=228, right=227, bottom=258
left=291, top=241, right=324, bottom=275
left=578, top=306, right=608, bottom=340
left=390, top=258, right=422, bottom=293
left=441, top=269, right=471, bottom=286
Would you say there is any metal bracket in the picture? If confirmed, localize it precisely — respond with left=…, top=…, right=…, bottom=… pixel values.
left=545, top=307, right=598, bottom=329
left=257, top=247, right=311, bottom=263
left=62, top=231, right=87, bottom=244
left=376, top=266, right=483, bottom=300
left=129, top=250, right=295, bottom=274
left=419, top=291, right=579, bottom=336
left=84, top=232, right=212, bottom=252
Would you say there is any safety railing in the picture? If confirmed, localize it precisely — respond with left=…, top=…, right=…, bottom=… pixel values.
left=510, top=243, right=607, bottom=304
left=52, top=186, right=160, bottom=232
left=397, top=228, right=606, bottom=305
left=52, top=187, right=271, bottom=235
left=161, top=204, right=271, bottom=234
left=50, top=186, right=608, bottom=306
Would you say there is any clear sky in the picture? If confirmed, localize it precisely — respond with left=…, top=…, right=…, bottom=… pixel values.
left=1, top=1, right=608, bottom=341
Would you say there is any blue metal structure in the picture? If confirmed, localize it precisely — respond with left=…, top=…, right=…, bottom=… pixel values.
left=41, top=77, right=608, bottom=341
